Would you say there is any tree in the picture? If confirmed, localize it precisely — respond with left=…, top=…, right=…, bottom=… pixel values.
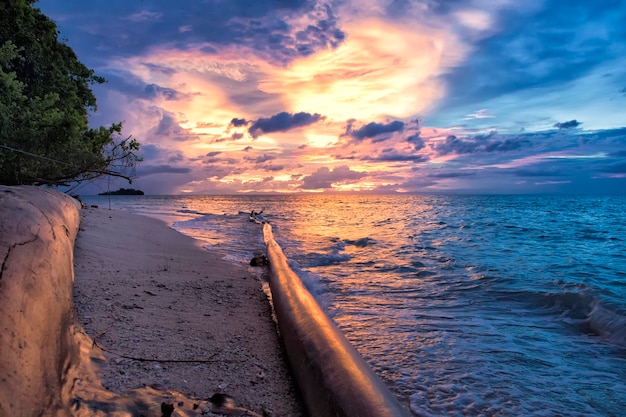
left=0, top=0, right=141, bottom=186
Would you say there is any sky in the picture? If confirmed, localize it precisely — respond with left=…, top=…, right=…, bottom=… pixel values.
left=38, top=0, right=626, bottom=195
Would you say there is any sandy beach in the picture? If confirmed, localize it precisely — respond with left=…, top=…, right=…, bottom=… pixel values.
left=1, top=189, right=406, bottom=417
left=73, top=206, right=304, bottom=416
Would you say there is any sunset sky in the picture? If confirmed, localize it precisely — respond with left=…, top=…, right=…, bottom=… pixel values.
left=38, top=0, right=626, bottom=195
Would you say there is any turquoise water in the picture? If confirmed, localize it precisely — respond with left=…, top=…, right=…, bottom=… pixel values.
left=82, top=194, right=626, bottom=416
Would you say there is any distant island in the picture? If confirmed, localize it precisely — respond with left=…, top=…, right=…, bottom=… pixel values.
left=98, top=188, right=144, bottom=196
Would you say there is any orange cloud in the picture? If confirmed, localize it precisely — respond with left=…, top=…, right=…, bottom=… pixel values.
left=104, top=12, right=471, bottom=193
left=261, top=18, right=467, bottom=121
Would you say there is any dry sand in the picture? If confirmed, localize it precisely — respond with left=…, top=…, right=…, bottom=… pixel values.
left=73, top=206, right=304, bottom=416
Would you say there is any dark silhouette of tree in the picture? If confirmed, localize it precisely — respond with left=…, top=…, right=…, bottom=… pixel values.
left=0, top=0, right=141, bottom=185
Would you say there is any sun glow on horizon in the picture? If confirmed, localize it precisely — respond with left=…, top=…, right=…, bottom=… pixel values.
left=260, top=19, right=466, bottom=121
left=93, top=3, right=625, bottom=196
left=100, top=12, right=471, bottom=195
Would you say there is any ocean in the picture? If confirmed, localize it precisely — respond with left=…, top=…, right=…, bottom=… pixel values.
left=81, top=194, right=626, bottom=416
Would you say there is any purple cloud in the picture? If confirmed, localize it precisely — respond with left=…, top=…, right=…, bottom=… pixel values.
left=300, top=165, right=366, bottom=189
left=230, top=117, right=248, bottom=127
left=249, top=111, right=324, bottom=138
left=555, top=120, right=582, bottom=129
left=300, top=165, right=367, bottom=190
left=348, top=120, right=405, bottom=140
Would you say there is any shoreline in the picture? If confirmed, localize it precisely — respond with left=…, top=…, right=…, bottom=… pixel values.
left=2, top=188, right=408, bottom=417
left=73, top=206, right=304, bottom=416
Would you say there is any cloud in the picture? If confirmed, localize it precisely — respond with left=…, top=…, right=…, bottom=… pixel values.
left=555, top=120, right=581, bottom=129
left=348, top=120, right=405, bottom=140
left=434, top=135, right=482, bottom=155
left=465, top=109, right=495, bottom=119
left=43, top=0, right=346, bottom=65
left=153, top=110, right=193, bottom=140
left=511, top=168, right=565, bottom=178
left=230, top=117, right=248, bottom=127
left=427, top=171, right=477, bottom=179
left=433, top=133, right=532, bottom=156
left=361, top=152, right=428, bottom=163
left=96, top=72, right=196, bottom=102
left=261, top=17, right=468, bottom=121
left=438, top=1, right=626, bottom=116
left=300, top=165, right=367, bottom=189
left=244, top=153, right=277, bottom=164
left=248, top=111, right=324, bottom=138
left=233, top=0, right=346, bottom=64
left=262, top=164, right=285, bottom=172
left=143, top=84, right=195, bottom=101
left=138, top=143, right=187, bottom=163
left=484, top=138, right=529, bottom=152
left=126, top=10, right=163, bottom=22
left=406, top=133, right=425, bottom=150
left=294, top=19, right=345, bottom=55
left=38, top=0, right=626, bottom=195
left=137, top=164, right=191, bottom=176
left=140, top=63, right=177, bottom=76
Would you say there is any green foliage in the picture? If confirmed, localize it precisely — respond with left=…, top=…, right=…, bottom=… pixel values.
left=0, top=0, right=141, bottom=185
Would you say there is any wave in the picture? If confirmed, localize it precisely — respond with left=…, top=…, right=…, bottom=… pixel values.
left=586, top=301, right=626, bottom=347
left=175, top=212, right=216, bottom=223
left=303, top=251, right=352, bottom=267
left=526, top=289, right=626, bottom=348
left=176, top=208, right=210, bottom=216
left=344, top=237, right=376, bottom=247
